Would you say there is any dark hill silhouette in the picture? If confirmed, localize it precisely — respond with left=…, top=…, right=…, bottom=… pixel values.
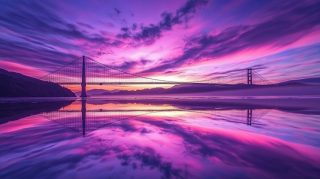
left=0, top=68, right=75, bottom=97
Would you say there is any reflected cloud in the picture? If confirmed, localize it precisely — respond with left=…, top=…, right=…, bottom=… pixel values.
left=1, top=99, right=320, bottom=178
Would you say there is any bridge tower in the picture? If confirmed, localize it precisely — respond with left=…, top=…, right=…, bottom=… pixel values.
left=81, top=99, right=86, bottom=136
left=81, top=56, right=87, bottom=97
left=247, top=108, right=253, bottom=125
left=247, top=68, right=253, bottom=85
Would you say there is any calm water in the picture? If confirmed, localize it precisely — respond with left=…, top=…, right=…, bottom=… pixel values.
left=1, top=98, right=320, bottom=178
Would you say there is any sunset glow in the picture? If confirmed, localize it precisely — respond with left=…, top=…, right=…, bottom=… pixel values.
left=1, top=0, right=319, bottom=89
left=1, top=1, right=320, bottom=178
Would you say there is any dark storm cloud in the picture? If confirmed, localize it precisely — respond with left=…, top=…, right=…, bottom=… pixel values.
left=117, top=0, right=209, bottom=45
left=143, top=0, right=320, bottom=73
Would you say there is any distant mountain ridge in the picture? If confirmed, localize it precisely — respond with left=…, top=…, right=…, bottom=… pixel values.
left=86, top=77, right=320, bottom=96
left=0, top=68, right=75, bottom=97
left=281, top=77, right=320, bottom=85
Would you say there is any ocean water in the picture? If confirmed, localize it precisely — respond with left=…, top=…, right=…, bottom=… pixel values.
left=0, top=98, right=320, bottom=179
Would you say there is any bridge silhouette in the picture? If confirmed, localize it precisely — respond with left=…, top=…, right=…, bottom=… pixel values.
left=40, top=56, right=271, bottom=97
left=42, top=99, right=267, bottom=136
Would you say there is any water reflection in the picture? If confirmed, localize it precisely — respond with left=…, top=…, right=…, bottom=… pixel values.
left=1, top=98, right=320, bottom=178
left=82, top=99, right=86, bottom=136
left=42, top=99, right=260, bottom=137
left=0, top=100, right=73, bottom=124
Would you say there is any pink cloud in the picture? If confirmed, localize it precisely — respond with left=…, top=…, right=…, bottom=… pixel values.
left=0, top=60, right=47, bottom=78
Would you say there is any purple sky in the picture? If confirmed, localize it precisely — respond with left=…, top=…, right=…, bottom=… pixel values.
left=0, top=0, right=320, bottom=85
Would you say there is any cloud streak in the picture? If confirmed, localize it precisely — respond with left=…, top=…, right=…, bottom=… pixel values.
left=0, top=0, right=122, bottom=71
left=0, top=0, right=320, bottom=83
left=143, top=0, right=320, bottom=73
left=117, top=0, right=208, bottom=45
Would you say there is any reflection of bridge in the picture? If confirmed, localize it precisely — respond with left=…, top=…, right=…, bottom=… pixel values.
left=42, top=100, right=267, bottom=136
left=40, top=56, right=271, bottom=97
left=43, top=99, right=166, bottom=136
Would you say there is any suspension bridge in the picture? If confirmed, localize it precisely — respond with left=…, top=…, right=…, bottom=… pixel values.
left=40, top=56, right=271, bottom=97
